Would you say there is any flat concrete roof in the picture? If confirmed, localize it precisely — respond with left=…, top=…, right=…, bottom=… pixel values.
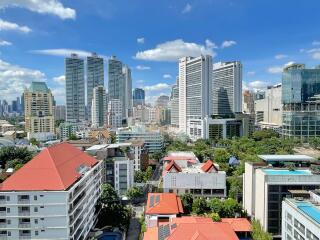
left=258, top=154, right=316, bottom=162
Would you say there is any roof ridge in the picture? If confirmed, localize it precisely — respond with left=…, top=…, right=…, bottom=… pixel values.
left=45, top=147, right=66, bottom=189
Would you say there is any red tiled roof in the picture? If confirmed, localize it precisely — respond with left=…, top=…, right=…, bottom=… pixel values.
left=0, top=143, right=98, bottom=191
left=167, top=222, right=238, bottom=240
left=163, top=156, right=197, bottom=164
left=170, top=216, right=212, bottom=224
left=201, top=160, right=218, bottom=172
left=165, top=160, right=182, bottom=172
left=221, top=218, right=252, bottom=232
left=145, top=193, right=184, bottom=215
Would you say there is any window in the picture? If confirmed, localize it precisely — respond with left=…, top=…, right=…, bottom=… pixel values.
left=6, top=208, right=10, bottom=213
left=7, top=231, right=11, bottom=236
left=34, top=207, right=38, bottom=212
left=41, top=230, right=45, bottom=232
left=34, top=219, right=38, bottom=224
left=40, top=218, right=44, bottom=220
left=40, top=206, right=44, bottom=208
left=34, top=196, right=37, bottom=201
left=7, top=220, right=10, bottom=225
left=40, top=195, right=44, bottom=197
left=35, top=231, right=38, bottom=236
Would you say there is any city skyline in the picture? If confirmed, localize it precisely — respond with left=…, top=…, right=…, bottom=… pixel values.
left=2, top=1, right=320, bottom=105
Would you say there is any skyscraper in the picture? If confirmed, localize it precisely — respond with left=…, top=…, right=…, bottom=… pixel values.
left=133, top=88, right=145, bottom=106
left=155, top=95, right=170, bottom=108
left=65, top=54, right=85, bottom=123
left=108, top=56, right=132, bottom=122
left=24, top=82, right=55, bottom=140
left=212, top=61, right=242, bottom=115
left=107, top=99, right=122, bottom=129
left=282, top=63, right=320, bottom=140
left=178, top=55, right=212, bottom=133
left=87, top=53, right=104, bottom=120
left=170, top=83, right=179, bottom=127
left=91, top=86, right=107, bottom=128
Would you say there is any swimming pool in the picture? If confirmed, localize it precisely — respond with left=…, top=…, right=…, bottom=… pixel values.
left=262, top=169, right=312, bottom=175
left=297, top=202, right=320, bottom=224
left=98, top=232, right=122, bottom=240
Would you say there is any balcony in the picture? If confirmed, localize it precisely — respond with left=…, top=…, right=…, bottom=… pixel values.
left=19, top=235, right=31, bottom=239
left=18, top=223, right=31, bottom=228
left=18, top=208, right=30, bottom=216
left=0, top=223, right=6, bottom=229
left=17, top=199, right=30, bottom=204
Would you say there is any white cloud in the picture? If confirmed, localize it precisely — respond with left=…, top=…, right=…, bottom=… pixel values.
left=268, top=61, right=295, bottom=74
left=0, top=59, right=45, bottom=101
left=137, top=37, right=145, bottom=44
left=144, top=83, right=171, bottom=91
left=0, top=19, right=31, bottom=33
left=247, top=71, right=255, bottom=76
left=0, top=0, right=76, bottom=20
left=248, top=80, right=269, bottom=89
left=51, top=87, right=65, bottom=104
left=312, top=41, right=320, bottom=46
left=136, top=65, right=150, bottom=70
left=163, top=74, right=172, bottom=79
left=205, top=39, right=218, bottom=49
left=53, top=75, right=65, bottom=85
left=275, top=54, right=288, bottom=59
left=221, top=40, right=237, bottom=48
left=135, top=39, right=215, bottom=62
left=182, top=3, right=192, bottom=14
left=30, top=48, right=102, bottom=58
left=307, top=48, right=320, bottom=60
left=0, top=40, right=12, bottom=46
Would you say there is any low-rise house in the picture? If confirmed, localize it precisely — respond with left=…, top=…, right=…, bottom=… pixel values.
left=162, top=151, right=226, bottom=197
left=145, top=193, right=184, bottom=228
left=0, top=143, right=103, bottom=240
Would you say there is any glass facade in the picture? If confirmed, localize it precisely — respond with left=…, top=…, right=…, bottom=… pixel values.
left=282, top=64, right=320, bottom=141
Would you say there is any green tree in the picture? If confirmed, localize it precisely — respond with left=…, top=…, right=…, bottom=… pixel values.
left=134, top=170, right=145, bottom=183
left=0, top=146, right=34, bottom=169
left=192, top=197, right=208, bottom=215
left=222, top=198, right=242, bottom=217
left=214, top=148, right=230, bottom=163
left=126, top=186, right=143, bottom=201
left=252, top=219, right=272, bottom=240
left=29, top=138, right=40, bottom=146
left=208, top=198, right=223, bottom=216
left=110, top=132, right=116, bottom=144
left=151, top=151, right=164, bottom=162
left=144, top=166, right=153, bottom=182
left=252, top=129, right=279, bottom=141
left=68, top=134, right=78, bottom=140
left=180, top=193, right=193, bottom=214
left=208, top=212, right=221, bottom=222
left=100, top=184, right=119, bottom=205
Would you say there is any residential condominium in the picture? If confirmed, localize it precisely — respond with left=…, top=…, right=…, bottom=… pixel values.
left=65, top=54, right=85, bottom=123
left=243, top=154, right=320, bottom=237
left=24, top=82, right=55, bottom=141
left=116, top=125, right=164, bottom=153
left=170, top=83, right=179, bottom=127
left=86, top=53, right=104, bottom=120
left=212, top=61, right=242, bottom=115
left=162, top=151, right=226, bottom=197
left=107, top=99, right=122, bottom=129
left=0, top=143, right=103, bottom=240
left=282, top=63, right=320, bottom=141
left=178, top=55, right=212, bottom=134
left=91, top=86, right=107, bottom=128
left=282, top=190, right=320, bottom=240
left=255, top=83, right=282, bottom=129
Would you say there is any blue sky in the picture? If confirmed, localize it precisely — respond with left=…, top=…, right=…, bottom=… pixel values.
left=1, top=0, right=320, bottom=104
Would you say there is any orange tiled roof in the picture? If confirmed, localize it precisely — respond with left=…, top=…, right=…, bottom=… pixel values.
left=145, top=193, right=184, bottom=215
left=221, top=218, right=252, bottom=232
left=0, top=143, right=98, bottom=191
left=201, top=160, right=218, bottom=172
left=165, top=160, right=182, bottom=172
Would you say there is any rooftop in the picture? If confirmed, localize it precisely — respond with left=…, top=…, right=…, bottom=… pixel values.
left=258, top=154, right=316, bottom=162
left=145, top=193, right=184, bottom=215
left=28, top=81, right=49, bottom=93
left=0, top=143, right=98, bottom=191
left=287, top=198, right=320, bottom=225
left=221, top=218, right=252, bottom=232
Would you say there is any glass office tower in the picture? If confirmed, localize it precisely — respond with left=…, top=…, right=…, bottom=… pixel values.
left=282, top=63, right=320, bottom=141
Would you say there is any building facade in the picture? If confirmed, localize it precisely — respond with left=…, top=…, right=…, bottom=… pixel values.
left=212, top=61, right=242, bottom=115
left=59, top=122, right=78, bottom=139
left=87, top=53, right=104, bottom=120
left=0, top=143, right=103, bottom=240
left=282, top=63, right=320, bottom=141
left=178, top=55, right=212, bottom=133
left=114, top=159, right=134, bottom=196
left=91, top=86, right=107, bottom=128
left=133, top=88, right=145, bottom=106
left=170, top=84, right=179, bottom=127
left=107, top=99, right=122, bottom=129
left=24, top=82, right=55, bottom=141
left=65, top=54, right=85, bottom=123
left=54, top=105, right=66, bottom=121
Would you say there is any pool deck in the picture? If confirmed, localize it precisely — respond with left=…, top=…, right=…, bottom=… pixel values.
left=262, top=169, right=312, bottom=175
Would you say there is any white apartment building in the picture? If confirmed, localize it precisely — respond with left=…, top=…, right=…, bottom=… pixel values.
left=114, top=158, right=134, bottom=196
left=178, top=55, right=212, bottom=134
left=212, top=61, right=242, bottom=115
left=255, top=83, right=282, bottom=128
left=0, top=143, right=103, bottom=240
left=282, top=190, right=320, bottom=240
left=243, top=155, right=320, bottom=237
left=162, top=152, right=226, bottom=197
left=91, top=85, right=107, bottom=128
left=107, top=99, right=122, bottom=129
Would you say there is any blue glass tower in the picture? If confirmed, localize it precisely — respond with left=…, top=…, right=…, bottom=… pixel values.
left=133, top=88, right=145, bottom=106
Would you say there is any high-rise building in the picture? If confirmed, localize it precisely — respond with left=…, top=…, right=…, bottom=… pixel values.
left=255, top=84, right=282, bottom=128
left=155, top=95, right=170, bottom=108
left=243, top=90, right=255, bottom=114
left=54, top=105, right=66, bottom=121
left=212, top=61, right=242, bottom=115
left=91, top=86, right=107, bottom=128
left=170, top=83, right=179, bottom=127
left=65, top=54, right=85, bottom=123
left=87, top=53, right=104, bottom=120
left=282, top=64, right=320, bottom=140
left=133, top=88, right=145, bottom=106
left=178, top=55, right=212, bottom=134
left=24, top=82, right=55, bottom=140
left=107, top=99, right=122, bottom=129
left=108, top=56, right=132, bottom=122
